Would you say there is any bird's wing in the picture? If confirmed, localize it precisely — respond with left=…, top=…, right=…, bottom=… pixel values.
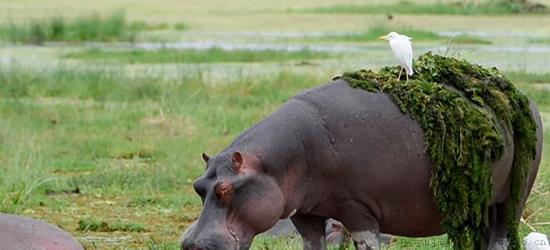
left=388, top=40, right=402, bottom=62
left=402, top=39, right=414, bottom=75
left=389, top=37, right=414, bottom=75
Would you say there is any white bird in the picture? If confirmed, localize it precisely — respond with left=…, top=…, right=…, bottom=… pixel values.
left=524, top=232, right=550, bottom=250
left=378, top=32, right=414, bottom=82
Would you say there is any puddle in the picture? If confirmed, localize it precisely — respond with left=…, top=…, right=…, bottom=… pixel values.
left=0, top=55, right=13, bottom=65
left=128, top=41, right=364, bottom=52
left=82, top=41, right=550, bottom=55
left=1, top=40, right=550, bottom=77
left=184, top=31, right=349, bottom=38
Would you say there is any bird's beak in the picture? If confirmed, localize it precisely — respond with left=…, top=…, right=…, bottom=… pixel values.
left=378, top=35, right=387, bottom=40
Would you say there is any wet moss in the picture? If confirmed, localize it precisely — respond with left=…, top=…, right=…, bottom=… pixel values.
left=341, top=52, right=537, bottom=250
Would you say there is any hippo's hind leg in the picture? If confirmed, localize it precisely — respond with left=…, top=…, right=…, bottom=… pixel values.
left=487, top=151, right=542, bottom=249
left=487, top=102, right=543, bottom=250
left=291, top=214, right=327, bottom=250
left=486, top=173, right=540, bottom=250
left=486, top=204, right=508, bottom=250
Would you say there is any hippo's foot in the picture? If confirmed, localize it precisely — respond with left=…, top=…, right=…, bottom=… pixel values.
left=380, top=233, right=394, bottom=245
left=487, top=237, right=508, bottom=250
left=351, top=230, right=380, bottom=250
left=291, top=214, right=327, bottom=250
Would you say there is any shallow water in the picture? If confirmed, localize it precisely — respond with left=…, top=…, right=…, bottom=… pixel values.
left=0, top=55, right=12, bottom=68
left=183, top=31, right=350, bottom=38
left=130, top=41, right=363, bottom=52
left=83, top=40, right=550, bottom=55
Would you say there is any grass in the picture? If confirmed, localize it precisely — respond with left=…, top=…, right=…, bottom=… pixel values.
left=504, top=71, right=550, bottom=84
left=0, top=63, right=548, bottom=248
left=78, top=217, right=146, bottom=232
left=320, top=27, right=491, bottom=44
left=63, top=48, right=334, bottom=64
left=299, top=0, right=547, bottom=15
left=0, top=1, right=547, bottom=33
left=174, top=22, right=188, bottom=31
left=448, top=35, right=492, bottom=44
left=0, top=12, right=186, bottom=44
left=0, top=66, right=162, bottom=101
left=129, top=21, right=188, bottom=32
left=322, top=27, right=442, bottom=42
left=0, top=65, right=326, bottom=248
left=0, top=12, right=133, bottom=44
left=0, top=178, right=54, bottom=214
left=529, top=37, right=550, bottom=44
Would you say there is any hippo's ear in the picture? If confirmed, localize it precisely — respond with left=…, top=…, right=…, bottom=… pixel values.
left=201, top=153, right=210, bottom=163
left=232, top=152, right=243, bottom=171
left=232, top=151, right=261, bottom=174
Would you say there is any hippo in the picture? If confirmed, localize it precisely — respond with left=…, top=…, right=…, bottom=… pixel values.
left=0, top=213, right=83, bottom=250
left=181, top=79, right=543, bottom=250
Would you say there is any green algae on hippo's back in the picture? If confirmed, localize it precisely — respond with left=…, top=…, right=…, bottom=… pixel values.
left=341, top=52, right=537, bottom=250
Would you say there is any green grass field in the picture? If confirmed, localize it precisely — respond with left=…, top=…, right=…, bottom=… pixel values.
left=0, top=67, right=324, bottom=248
left=298, top=0, right=547, bottom=15
left=316, top=26, right=492, bottom=44
left=63, top=48, right=333, bottom=64
left=0, top=0, right=549, bottom=249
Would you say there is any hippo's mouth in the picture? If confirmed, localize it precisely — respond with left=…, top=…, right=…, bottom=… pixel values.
left=226, top=224, right=253, bottom=250
left=227, top=226, right=240, bottom=247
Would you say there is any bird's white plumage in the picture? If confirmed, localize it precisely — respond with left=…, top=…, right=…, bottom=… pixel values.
left=382, top=32, right=414, bottom=76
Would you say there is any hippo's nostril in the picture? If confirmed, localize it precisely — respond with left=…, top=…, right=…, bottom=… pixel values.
left=181, top=239, right=216, bottom=250
left=181, top=244, right=198, bottom=250
left=180, top=239, right=196, bottom=250
left=181, top=232, right=235, bottom=250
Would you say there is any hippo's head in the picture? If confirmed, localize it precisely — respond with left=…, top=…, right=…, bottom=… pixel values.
left=181, top=151, right=285, bottom=250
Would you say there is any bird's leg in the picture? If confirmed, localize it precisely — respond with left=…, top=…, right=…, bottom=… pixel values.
left=397, top=67, right=403, bottom=81
left=406, top=72, right=409, bottom=83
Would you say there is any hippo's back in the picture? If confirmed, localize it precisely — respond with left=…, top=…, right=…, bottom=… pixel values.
left=294, top=79, right=432, bottom=180
left=0, top=213, right=83, bottom=250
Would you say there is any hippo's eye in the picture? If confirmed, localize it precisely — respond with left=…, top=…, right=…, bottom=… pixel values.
left=214, top=181, right=234, bottom=206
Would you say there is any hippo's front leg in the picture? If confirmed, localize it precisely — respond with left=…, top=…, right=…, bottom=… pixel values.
left=338, top=202, right=381, bottom=250
left=291, top=214, right=327, bottom=250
